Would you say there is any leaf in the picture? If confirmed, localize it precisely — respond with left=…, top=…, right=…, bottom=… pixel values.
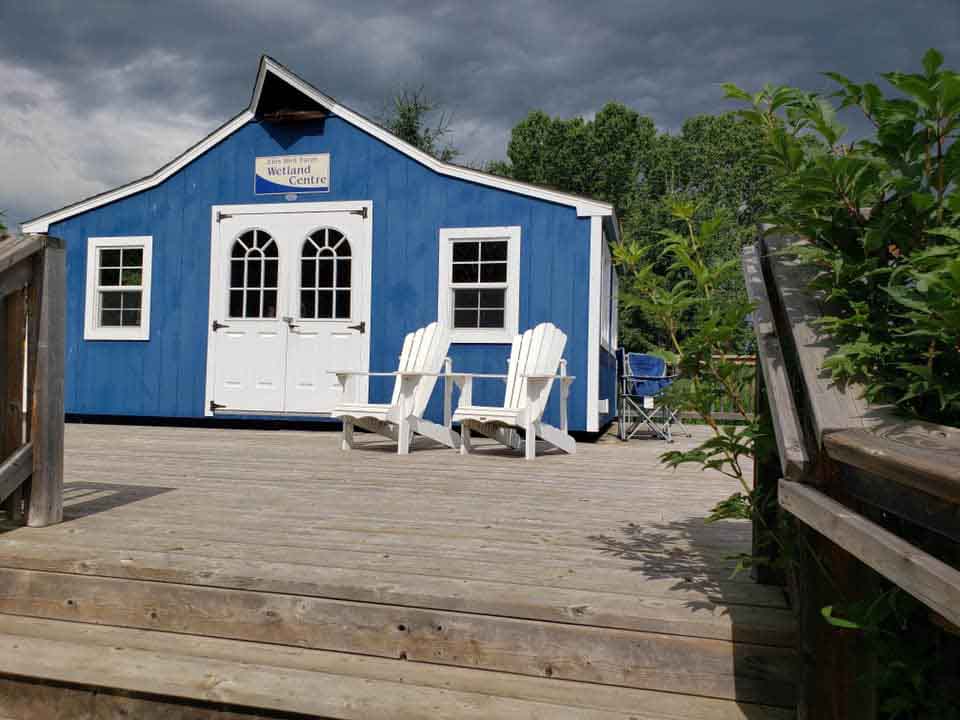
left=821, top=605, right=863, bottom=630
left=923, top=48, right=944, bottom=78
left=721, top=82, right=753, bottom=103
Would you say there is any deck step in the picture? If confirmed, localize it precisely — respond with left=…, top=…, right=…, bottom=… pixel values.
left=0, top=566, right=797, bottom=707
left=0, top=614, right=792, bottom=720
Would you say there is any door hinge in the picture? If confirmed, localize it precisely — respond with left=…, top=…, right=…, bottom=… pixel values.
left=349, top=207, right=368, bottom=219
left=209, top=400, right=226, bottom=412
left=347, top=320, right=366, bottom=334
left=216, top=211, right=232, bottom=223
left=212, top=320, right=230, bottom=332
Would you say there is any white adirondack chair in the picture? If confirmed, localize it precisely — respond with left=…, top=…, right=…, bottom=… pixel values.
left=452, top=323, right=576, bottom=460
left=332, top=322, right=459, bottom=455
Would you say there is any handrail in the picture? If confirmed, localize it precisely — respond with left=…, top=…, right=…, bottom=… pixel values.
left=742, top=242, right=810, bottom=481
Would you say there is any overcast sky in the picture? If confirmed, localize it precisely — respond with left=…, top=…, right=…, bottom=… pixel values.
left=1, top=0, right=958, bottom=227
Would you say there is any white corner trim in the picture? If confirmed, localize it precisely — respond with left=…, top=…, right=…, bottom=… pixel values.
left=84, top=236, right=153, bottom=341
left=23, top=112, right=254, bottom=233
left=586, top=216, right=602, bottom=432
left=438, top=226, right=521, bottom=344
left=24, top=57, right=614, bottom=234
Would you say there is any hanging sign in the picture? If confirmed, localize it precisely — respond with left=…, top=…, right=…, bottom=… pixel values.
left=254, top=154, right=330, bottom=195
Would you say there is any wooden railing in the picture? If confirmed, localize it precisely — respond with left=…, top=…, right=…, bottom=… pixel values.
left=743, top=233, right=960, bottom=719
left=0, top=234, right=65, bottom=527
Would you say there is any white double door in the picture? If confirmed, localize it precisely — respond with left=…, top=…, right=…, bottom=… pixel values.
left=206, top=202, right=371, bottom=414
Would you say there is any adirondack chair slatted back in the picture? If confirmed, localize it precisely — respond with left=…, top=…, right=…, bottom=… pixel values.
left=389, top=322, right=450, bottom=416
left=503, top=323, right=567, bottom=419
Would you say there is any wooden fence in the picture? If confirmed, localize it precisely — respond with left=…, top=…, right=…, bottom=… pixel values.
left=743, top=234, right=960, bottom=719
left=0, top=234, right=65, bottom=527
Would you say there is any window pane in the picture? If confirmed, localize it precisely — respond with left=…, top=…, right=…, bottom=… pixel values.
left=247, top=258, right=262, bottom=288
left=121, top=291, right=142, bottom=309
left=301, top=259, right=316, bottom=288
left=300, top=290, right=316, bottom=319
left=317, top=258, right=334, bottom=288
left=100, top=248, right=121, bottom=267
left=121, top=309, right=141, bottom=327
left=482, top=241, right=508, bottom=261
left=479, top=309, right=504, bottom=328
left=262, top=238, right=278, bottom=258
left=99, top=268, right=121, bottom=286
left=264, top=259, right=278, bottom=288
left=334, top=237, right=351, bottom=257
left=262, top=290, right=277, bottom=318
left=317, top=290, right=333, bottom=318
left=478, top=289, right=505, bottom=309
left=101, top=291, right=123, bottom=310
left=480, top=262, right=507, bottom=283
left=453, top=289, right=479, bottom=309
left=335, top=258, right=351, bottom=288
left=229, top=290, right=244, bottom=317
left=302, top=239, right=319, bottom=259
left=120, top=268, right=142, bottom=286
left=101, top=309, right=122, bottom=327
left=122, top=248, right=143, bottom=267
left=230, top=260, right=245, bottom=288
left=235, top=232, right=254, bottom=254
left=454, top=309, right=478, bottom=328
left=245, top=290, right=261, bottom=317
left=335, top=290, right=351, bottom=319
left=452, top=242, right=479, bottom=261
left=452, top=263, right=479, bottom=284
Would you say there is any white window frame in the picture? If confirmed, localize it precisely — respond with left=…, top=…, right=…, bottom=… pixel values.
left=438, top=226, right=521, bottom=344
left=600, top=240, right=613, bottom=350
left=84, top=235, right=153, bottom=341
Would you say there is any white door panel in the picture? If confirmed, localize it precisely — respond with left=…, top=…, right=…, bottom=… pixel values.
left=206, top=203, right=371, bottom=415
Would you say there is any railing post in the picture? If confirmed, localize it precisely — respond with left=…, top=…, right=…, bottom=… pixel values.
left=1, top=286, right=26, bottom=525
left=26, top=238, right=65, bottom=527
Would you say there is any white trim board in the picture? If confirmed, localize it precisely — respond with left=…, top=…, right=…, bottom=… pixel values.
left=24, top=56, right=615, bottom=234
left=586, top=216, right=602, bottom=433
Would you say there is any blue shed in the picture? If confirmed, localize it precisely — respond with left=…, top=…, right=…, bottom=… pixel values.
left=23, top=57, right=620, bottom=433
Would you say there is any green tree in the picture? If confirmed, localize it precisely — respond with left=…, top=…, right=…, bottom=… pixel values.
left=492, top=103, right=657, bottom=218
left=491, top=105, right=774, bottom=352
left=380, top=87, right=459, bottom=162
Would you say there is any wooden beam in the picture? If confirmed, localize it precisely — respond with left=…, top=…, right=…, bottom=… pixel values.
left=0, top=258, right=32, bottom=301
left=825, top=428, right=960, bottom=505
left=27, top=240, right=65, bottom=527
left=0, top=235, right=44, bottom=277
left=0, top=443, right=31, bottom=504
left=742, top=242, right=810, bottom=481
left=780, top=479, right=960, bottom=629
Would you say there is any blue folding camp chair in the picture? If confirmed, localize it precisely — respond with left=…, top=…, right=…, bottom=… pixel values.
left=617, top=350, right=688, bottom=442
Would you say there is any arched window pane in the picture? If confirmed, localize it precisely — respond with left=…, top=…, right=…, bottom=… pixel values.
left=300, top=228, right=352, bottom=319
left=229, top=229, right=278, bottom=319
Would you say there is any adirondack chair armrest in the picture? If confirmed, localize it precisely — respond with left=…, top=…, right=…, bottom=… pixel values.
left=445, top=373, right=510, bottom=380
left=522, top=373, right=576, bottom=382
left=329, top=370, right=402, bottom=377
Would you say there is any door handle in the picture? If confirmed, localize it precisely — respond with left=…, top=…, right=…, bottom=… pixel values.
left=347, top=321, right=366, bottom=334
left=282, top=316, right=300, bottom=331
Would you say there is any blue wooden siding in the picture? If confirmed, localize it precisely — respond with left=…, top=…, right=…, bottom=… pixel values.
left=50, top=115, right=595, bottom=429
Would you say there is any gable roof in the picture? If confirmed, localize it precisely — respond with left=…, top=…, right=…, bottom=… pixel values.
left=23, top=56, right=615, bottom=233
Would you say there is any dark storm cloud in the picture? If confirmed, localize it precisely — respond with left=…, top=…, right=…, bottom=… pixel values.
left=1, top=0, right=958, bottom=224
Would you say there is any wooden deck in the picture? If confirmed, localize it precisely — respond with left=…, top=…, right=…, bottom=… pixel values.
left=0, top=423, right=796, bottom=719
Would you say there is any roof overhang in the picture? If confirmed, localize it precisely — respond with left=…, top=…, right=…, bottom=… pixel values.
left=23, top=56, right=614, bottom=233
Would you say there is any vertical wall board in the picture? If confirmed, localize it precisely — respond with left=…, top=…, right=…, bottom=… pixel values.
left=50, top=114, right=599, bottom=430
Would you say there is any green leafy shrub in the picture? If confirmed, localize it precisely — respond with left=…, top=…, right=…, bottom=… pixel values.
left=725, top=48, right=960, bottom=426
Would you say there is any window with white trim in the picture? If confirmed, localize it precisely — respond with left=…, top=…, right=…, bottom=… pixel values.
left=84, top=236, right=153, bottom=341
left=438, top=226, right=520, bottom=343
left=600, top=240, right=614, bottom=349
